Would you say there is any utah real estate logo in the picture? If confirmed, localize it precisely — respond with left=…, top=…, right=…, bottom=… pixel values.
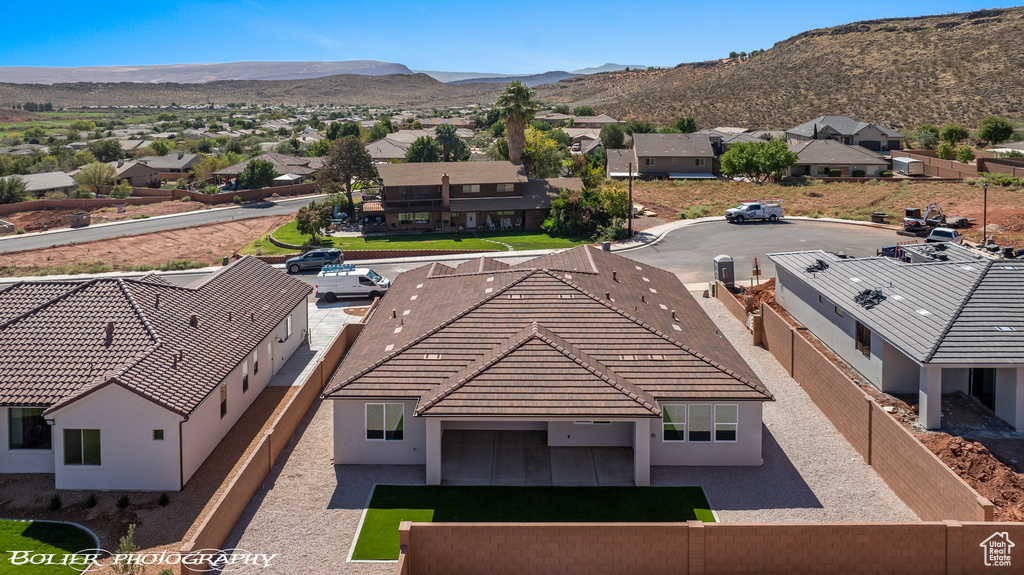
left=980, top=532, right=1014, bottom=567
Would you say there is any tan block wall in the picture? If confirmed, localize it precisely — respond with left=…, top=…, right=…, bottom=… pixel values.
left=760, top=303, right=793, bottom=375
left=716, top=281, right=751, bottom=325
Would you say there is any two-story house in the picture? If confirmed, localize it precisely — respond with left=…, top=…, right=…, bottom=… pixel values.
left=606, top=133, right=715, bottom=180
left=786, top=115, right=904, bottom=152
left=373, top=161, right=583, bottom=232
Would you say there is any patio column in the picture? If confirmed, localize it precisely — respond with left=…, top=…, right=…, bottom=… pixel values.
left=425, top=418, right=442, bottom=485
left=1015, top=369, right=1024, bottom=432
left=919, top=365, right=943, bottom=430
left=634, top=419, right=651, bottom=487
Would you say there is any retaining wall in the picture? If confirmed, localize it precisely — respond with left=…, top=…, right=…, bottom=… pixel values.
left=715, top=281, right=751, bottom=325
left=179, top=322, right=364, bottom=573
left=397, top=521, right=1024, bottom=575
left=0, top=195, right=172, bottom=216
left=171, top=182, right=316, bottom=204
left=759, top=302, right=992, bottom=522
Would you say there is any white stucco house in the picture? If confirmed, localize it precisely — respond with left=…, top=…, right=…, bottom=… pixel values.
left=0, top=257, right=311, bottom=491
left=770, top=243, right=1024, bottom=431
left=323, top=246, right=774, bottom=486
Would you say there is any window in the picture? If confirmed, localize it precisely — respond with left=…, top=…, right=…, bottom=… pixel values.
left=359, top=276, right=375, bottom=286
left=496, top=183, right=514, bottom=193
left=834, top=306, right=844, bottom=317
left=695, top=158, right=706, bottom=166
left=285, top=315, right=292, bottom=340
left=496, top=210, right=515, bottom=216
left=662, top=404, right=686, bottom=441
left=242, top=360, right=249, bottom=393
left=464, top=184, right=480, bottom=193
left=253, top=349, right=259, bottom=375
left=9, top=408, right=51, bottom=450
left=398, top=213, right=414, bottom=224
left=414, top=212, right=430, bottom=224
left=366, top=403, right=404, bottom=441
left=672, top=158, right=678, bottom=165
left=855, top=321, right=871, bottom=357
left=220, top=385, right=227, bottom=419
left=153, top=429, right=164, bottom=440
left=715, top=405, right=738, bottom=442
left=64, top=429, right=100, bottom=466
left=449, top=212, right=460, bottom=217
left=645, top=158, right=656, bottom=166
left=688, top=404, right=712, bottom=442
left=818, top=295, right=824, bottom=304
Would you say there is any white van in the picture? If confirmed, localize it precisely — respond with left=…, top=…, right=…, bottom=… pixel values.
left=315, top=266, right=391, bottom=302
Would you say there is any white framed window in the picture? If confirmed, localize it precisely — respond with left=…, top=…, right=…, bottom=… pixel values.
left=688, top=404, right=712, bottom=442
left=714, top=405, right=738, bottom=442
left=220, top=385, right=227, bottom=419
left=645, top=158, right=656, bottom=166
left=464, top=184, right=480, bottom=193
left=285, top=315, right=292, bottom=340
left=253, top=349, right=259, bottom=375
left=366, top=403, right=404, bottom=441
left=662, top=404, right=686, bottom=441
left=496, top=183, right=515, bottom=193
left=242, top=360, right=250, bottom=393
left=64, top=429, right=101, bottom=466
left=695, top=158, right=706, bottom=166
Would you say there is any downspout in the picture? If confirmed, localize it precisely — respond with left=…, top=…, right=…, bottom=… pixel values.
left=179, top=417, right=185, bottom=490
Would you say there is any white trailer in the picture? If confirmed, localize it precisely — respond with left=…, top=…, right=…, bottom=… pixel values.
left=892, top=157, right=924, bottom=176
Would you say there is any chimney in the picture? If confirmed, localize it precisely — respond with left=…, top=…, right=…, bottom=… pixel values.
left=441, top=174, right=450, bottom=208
left=154, top=293, right=160, bottom=308
left=671, top=310, right=678, bottom=321
left=641, top=295, right=646, bottom=304
left=605, top=291, right=611, bottom=300
left=392, top=309, right=397, bottom=319
left=228, top=311, right=233, bottom=321
left=117, top=159, right=124, bottom=168
left=178, top=151, right=184, bottom=160
left=612, top=271, right=618, bottom=282
left=105, top=321, right=115, bottom=337
left=189, top=314, right=198, bottom=327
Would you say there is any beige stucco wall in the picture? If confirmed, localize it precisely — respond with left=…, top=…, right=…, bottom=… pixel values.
left=649, top=401, right=763, bottom=466
left=332, top=399, right=426, bottom=464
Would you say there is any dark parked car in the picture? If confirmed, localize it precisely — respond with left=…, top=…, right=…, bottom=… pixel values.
left=285, top=249, right=343, bottom=273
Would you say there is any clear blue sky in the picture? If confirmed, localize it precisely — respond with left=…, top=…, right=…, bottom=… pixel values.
left=1, top=1, right=1019, bottom=73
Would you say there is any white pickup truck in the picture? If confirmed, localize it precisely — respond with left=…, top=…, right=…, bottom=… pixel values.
left=725, top=202, right=783, bottom=223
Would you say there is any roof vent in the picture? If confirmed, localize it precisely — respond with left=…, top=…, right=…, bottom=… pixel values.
left=178, top=151, right=184, bottom=159
left=105, top=321, right=115, bottom=337
left=671, top=310, right=677, bottom=321
left=605, top=291, right=611, bottom=300
left=916, top=309, right=932, bottom=317
left=612, top=271, right=618, bottom=282
left=190, top=314, right=199, bottom=327
left=228, top=311, right=233, bottom=321
left=154, top=293, right=160, bottom=308
left=250, top=312, right=255, bottom=321
left=996, top=326, right=1016, bottom=332
left=423, top=353, right=443, bottom=360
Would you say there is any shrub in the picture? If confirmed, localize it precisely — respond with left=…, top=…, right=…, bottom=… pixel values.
left=956, top=146, right=976, bottom=163
left=116, top=493, right=130, bottom=509
left=43, top=190, right=69, bottom=200
left=70, top=187, right=94, bottom=198
left=16, top=228, right=26, bottom=234
left=158, top=493, right=169, bottom=506
left=180, top=195, right=191, bottom=202
left=829, top=169, right=841, bottom=177
left=175, top=179, right=189, bottom=190
left=233, top=195, right=242, bottom=204
left=49, top=494, right=62, bottom=511
left=109, top=181, right=133, bottom=199
left=817, top=167, right=831, bottom=175
left=965, top=178, right=977, bottom=186
left=85, top=494, right=97, bottom=508
left=937, top=142, right=955, bottom=160
left=852, top=169, right=866, bottom=177
left=880, top=171, right=893, bottom=178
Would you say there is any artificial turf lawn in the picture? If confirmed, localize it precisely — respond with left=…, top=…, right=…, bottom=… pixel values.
left=0, top=520, right=96, bottom=574
left=352, top=485, right=714, bottom=560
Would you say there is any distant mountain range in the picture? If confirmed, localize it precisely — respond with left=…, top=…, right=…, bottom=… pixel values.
left=570, top=63, right=646, bottom=74
left=447, top=71, right=579, bottom=88
left=0, top=60, right=415, bottom=84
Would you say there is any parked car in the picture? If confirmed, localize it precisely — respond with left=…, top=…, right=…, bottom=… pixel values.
left=285, top=248, right=343, bottom=273
left=315, top=266, right=390, bottom=302
left=925, top=228, right=963, bottom=244
left=725, top=202, right=783, bottom=223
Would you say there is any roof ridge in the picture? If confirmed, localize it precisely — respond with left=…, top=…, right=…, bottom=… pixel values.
left=549, top=272, right=774, bottom=400
left=924, top=259, right=994, bottom=362
left=323, top=269, right=538, bottom=395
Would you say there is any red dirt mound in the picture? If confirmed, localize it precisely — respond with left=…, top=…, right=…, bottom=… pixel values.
left=919, top=434, right=1024, bottom=522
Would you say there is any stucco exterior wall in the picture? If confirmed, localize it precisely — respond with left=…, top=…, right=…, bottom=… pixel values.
left=880, top=340, right=921, bottom=393
left=942, top=368, right=969, bottom=394
left=995, top=368, right=1018, bottom=427
left=637, top=156, right=711, bottom=176
left=649, top=402, right=763, bottom=466
left=0, top=406, right=56, bottom=473
left=52, top=385, right=182, bottom=491
left=547, top=421, right=633, bottom=447
left=333, top=399, right=426, bottom=465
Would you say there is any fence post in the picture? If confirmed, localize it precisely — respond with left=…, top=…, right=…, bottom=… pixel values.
left=687, top=520, right=705, bottom=575
left=944, top=520, right=963, bottom=575
left=865, top=396, right=873, bottom=465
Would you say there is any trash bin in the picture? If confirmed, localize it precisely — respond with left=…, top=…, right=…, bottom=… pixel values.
left=222, top=256, right=230, bottom=266
left=601, top=241, right=611, bottom=251
left=713, top=255, right=734, bottom=285
left=871, top=212, right=887, bottom=224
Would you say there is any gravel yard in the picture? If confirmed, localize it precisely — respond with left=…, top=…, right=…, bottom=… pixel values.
left=655, top=295, right=918, bottom=523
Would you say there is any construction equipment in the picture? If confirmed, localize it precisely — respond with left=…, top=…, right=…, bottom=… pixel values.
left=903, top=203, right=974, bottom=233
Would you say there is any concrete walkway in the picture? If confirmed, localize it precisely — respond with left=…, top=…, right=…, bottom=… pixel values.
left=268, top=301, right=363, bottom=387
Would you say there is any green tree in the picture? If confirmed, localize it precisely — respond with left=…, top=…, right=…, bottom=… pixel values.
left=434, top=124, right=463, bottom=162
left=675, top=116, right=698, bottom=133
left=546, top=129, right=572, bottom=148
left=914, top=125, right=939, bottom=149
left=24, top=126, right=46, bottom=140
left=326, top=121, right=360, bottom=141
left=600, top=123, right=627, bottom=149
left=307, top=139, right=332, bottom=157
left=109, top=181, right=134, bottom=199
left=978, top=115, right=1014, bottom=145
left=317, top=135, right=377, bottom=209
left=553, top=105, right=571, bottom=114
left=572, top=106, right=595, bottom=117
left=73, top=162, right=116, bottom=196
left=0, top=175, right=28, bottom=204
left=496, top=81, right=538, bottom=162
left=719, top=139, right=798, bottom=183
left=406, top=136, right=443, bottom=162
left=367, top=122, right=390, bottom=141
left=936, top=142, right=955, bottom=160
left=150, top=139, right=175, bottom=156
left=295, top=199, right=334, bottom=242
left=70, top=120, right=96, bottom=132
left=940, top=123, right=969, bottom=147
left=956, top=145, right=976, bottom=163
left=87, top=139, right=125, bottom=163
left=238, top=159, right=278, bottom=189
left=624, top=119, right=656, bottom=135
left=522, top=127, right=565, bottom=178
left=73, top=150, right=96, bottom=166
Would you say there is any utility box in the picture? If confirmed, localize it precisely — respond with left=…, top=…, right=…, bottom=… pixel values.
left=69, top=212, right=91, bottom=227
left=714, top=254, right=734, bottom=285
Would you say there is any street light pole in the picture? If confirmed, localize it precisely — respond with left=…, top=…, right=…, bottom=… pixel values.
left=982, top=181, right=988, bottom=245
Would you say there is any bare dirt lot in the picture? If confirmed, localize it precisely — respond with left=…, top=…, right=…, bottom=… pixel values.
left=3, top=200, right=207, bottom=233
left=0, top=214, right=292, bottom=277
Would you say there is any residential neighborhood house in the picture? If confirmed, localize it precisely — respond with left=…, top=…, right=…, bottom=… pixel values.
left=607, top=133, right=715, bottom=179
left=2, top=172, right=77, bottom=198
left=786, top=115, right=904, bottom=152
left=787, top=139, right=889, bottom=177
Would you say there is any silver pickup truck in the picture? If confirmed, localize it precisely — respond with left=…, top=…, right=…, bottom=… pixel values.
left=725, top=202, right=783, bottom=223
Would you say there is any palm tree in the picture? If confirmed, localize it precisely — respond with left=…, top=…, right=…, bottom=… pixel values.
left=495, top=81, right=537, bottom=162
left=434, top=124, right=461, bottom=162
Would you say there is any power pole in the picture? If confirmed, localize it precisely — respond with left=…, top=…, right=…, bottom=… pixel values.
left=628, top=162, right=634, bottom=238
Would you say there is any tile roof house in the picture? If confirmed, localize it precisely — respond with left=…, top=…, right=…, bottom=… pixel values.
left=137, top=152, right=204, bottom=173
left=786, top=115, right=904, bottom=152
left=324, top=246, right=773, bottom=486
left=109, top=159, right=159, bottom=187
left=366, top=138, right=410, bottom=163
left=607, top=133, right=715, bottom=179
left=0, top=257, right=311, bottom=490
left=787, top=140, right=889, bottom=177
left=770, top=244, right=1024, bottom=431
left=371, top=161, right=583, bottom=232
left=212, top=152, right=323, bottom=179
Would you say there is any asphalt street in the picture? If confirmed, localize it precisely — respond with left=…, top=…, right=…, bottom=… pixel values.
left=0, top=196, right=322, bottom=253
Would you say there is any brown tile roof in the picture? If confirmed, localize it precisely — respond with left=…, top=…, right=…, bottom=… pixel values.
left=378, top=161, right=527, bottom=187
left=0, top=257, right=311, bottom=415
left=324, top=246, right=771, bottom=417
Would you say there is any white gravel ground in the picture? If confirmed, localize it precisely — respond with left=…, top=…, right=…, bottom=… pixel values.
left=656, top=295, right=918, bottom=523
left=224, top=292, right=918, bottom=575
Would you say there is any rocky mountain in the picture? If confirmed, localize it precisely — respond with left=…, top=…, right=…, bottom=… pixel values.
left=448, top=71, right=579, bottom=87
left=570, top=63, right=645, bottom=74
left=0, top=60, right=413, bottom=84
left=539, top=7, right=1024, bottom=130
